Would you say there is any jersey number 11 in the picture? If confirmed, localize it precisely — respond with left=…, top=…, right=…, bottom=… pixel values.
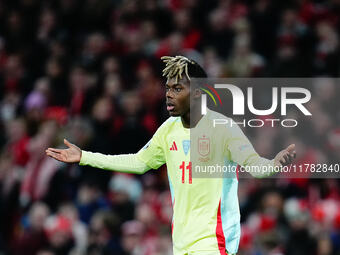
left=180, top=161, right=192, bottom=184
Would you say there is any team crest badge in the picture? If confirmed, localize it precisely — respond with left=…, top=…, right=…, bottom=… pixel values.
left=198, top=135, right=210, bottom=157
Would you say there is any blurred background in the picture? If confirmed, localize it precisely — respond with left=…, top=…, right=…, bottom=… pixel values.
left=0, top=0, right=339, bottom=254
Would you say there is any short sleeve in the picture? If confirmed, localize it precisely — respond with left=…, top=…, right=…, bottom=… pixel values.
left=136, top=127, right=166, bottom=169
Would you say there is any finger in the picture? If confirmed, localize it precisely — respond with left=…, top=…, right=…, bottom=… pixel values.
left=286, top=144, right=295, bottom=153
left=280, top=155, right=286, bottom=165
left=46, top=150, right=64, bottom=161
left=286, top=154, right=294, bottom=164
left=292, top=151, right=297, bottom=158
left=283, top=156, right=289, bottom=165
left=287, top=151, right=296, bottom=161
left=287, top=153, right=294, bottom=161
left=46, top=148, right=63, bottom=153
left=284, top=154, right=290, bottom=162
left=64, top=139, right=72, bottom=148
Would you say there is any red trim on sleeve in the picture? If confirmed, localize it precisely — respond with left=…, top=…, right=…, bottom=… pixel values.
left=236, top=165, right=240, bottom=181
left=216, top=199, right=228, bottom=255
left=171, top=199, right=175, bottom=235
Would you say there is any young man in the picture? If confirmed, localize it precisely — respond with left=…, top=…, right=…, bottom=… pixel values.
left=46, top=56, right=296, bottom=255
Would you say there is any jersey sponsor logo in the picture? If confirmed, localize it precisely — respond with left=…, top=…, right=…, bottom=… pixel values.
left=182, top=140, right=190, bottom=155
left=170, top=141, right=178, bottom=151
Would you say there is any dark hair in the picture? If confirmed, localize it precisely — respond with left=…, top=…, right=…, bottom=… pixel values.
left=161, top=55, right=207, bottom=83
left=187, top=60, right=208, bottom=78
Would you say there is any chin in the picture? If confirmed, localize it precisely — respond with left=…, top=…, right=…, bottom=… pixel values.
left=169, top=111, right=180, bottom=117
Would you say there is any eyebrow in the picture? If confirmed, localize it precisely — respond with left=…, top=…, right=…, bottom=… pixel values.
left=166, top=83, right=184, bottom=87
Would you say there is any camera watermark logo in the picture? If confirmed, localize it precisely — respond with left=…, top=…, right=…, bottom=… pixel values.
left=200, top=83, right=312, bottom=128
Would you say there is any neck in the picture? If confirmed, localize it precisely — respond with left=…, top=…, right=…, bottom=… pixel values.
left=181, top=104, right=202, bottom=128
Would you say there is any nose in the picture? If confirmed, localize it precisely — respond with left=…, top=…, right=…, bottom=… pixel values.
left=166, top=89, right=174, bottom=99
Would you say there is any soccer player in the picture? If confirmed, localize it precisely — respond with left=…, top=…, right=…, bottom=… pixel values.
left=46, top=56, right=296, bottom=255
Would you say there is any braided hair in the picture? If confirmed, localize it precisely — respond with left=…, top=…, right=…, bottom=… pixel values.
left=161, top=56, right=207, bottom=84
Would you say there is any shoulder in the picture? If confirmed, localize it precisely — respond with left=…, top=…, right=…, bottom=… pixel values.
left=205, top=109, right=235, bottom=127
left=205, top=109, right=244, bottom=135
left=154, top=116, right=181, bottom=135
left=206, top=109, right=232, bottom=121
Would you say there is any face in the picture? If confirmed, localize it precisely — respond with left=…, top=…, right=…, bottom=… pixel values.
left=166, top=76, right=190, bottom=116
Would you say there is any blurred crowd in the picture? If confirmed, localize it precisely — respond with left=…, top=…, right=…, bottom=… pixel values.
left=0, top=0, right=339, bottom=254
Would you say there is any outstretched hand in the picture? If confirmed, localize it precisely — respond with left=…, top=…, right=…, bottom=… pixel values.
left=45, top=139, right=82, bottom=163
left=274, top=144, right=296, bottom=167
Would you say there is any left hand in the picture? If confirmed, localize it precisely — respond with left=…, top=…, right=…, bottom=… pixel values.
left=274, top=144, right=296, bottom=167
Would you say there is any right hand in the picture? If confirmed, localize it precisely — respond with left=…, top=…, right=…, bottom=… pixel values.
left=46, top=139, right=82, bottom=163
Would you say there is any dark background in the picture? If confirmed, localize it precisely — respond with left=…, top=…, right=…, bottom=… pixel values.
left=0, top=0, right=339, bottom=254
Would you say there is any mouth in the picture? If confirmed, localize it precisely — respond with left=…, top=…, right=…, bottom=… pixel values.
left=166, top=102, right=175, bottom=111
